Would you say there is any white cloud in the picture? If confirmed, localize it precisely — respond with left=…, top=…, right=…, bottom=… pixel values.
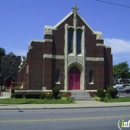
left=104, top=38, right=130, bottom=54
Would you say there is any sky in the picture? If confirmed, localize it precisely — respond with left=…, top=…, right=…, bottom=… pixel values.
left=0, top=0, right=130, bottom=65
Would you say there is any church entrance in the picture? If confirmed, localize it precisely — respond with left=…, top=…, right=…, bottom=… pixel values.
left=69, top=67, right=80, bottom=90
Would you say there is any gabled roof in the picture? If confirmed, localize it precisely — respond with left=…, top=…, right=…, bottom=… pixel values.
left=4, top=75, right=16, bottom=82
left=44, top=10, right=103, bottom=40
left=7, top=52, right=16, bottom=57
left=54, top=11, right=94, bottom=32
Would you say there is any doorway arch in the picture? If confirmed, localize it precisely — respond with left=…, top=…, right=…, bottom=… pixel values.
left=69, top=67, right=80, bottom=90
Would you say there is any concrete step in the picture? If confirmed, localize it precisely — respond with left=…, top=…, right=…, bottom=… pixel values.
left=70, top=91, right=94, bottom=100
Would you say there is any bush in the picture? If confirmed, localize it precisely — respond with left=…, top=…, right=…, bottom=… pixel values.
left=96, top=88, right=105, bottom=98
left=52, top=87, right=60, bottom=99
left=24, top=93, right=41, bottom=99
left=94, top=95, right=101, bottom=101
left=13, top=93, right=23, bottom=98
left=68, top=97, right=75, bottom=103
left=107, top=87, right=118, bottom=98
left=40, top=93, right=46, bottom=99
left=104, top=97, right=109, bottom=102
left=45, top=92, right=53, bottom=99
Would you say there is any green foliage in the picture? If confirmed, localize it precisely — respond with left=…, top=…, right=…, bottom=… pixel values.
left=40, top=93, right=46, bottom=99
left=104, top=97, right=109, bottom=102
left=94, top=95, right=101, bottom=101
left=107, top=87, right=118, bottom=98
left=113, top=62, right=130, bottom=79
left=96, top=88, right=105, bottom=97
left=13, top=93, right=23, bottom=98
left=52, top=87, right=60, bottom=99
left=0, top=98, right=74, bottom=104
left=68, top=97, right=75, bottom=103
left=24, top=93, right=41, bottom=99
left=45, top=92, right=53, bottom=99
left=0, top=47, right=6, bottom=63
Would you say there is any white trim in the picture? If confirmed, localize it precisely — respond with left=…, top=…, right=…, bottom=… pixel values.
left=43, top=54, right=64, bottom=59
left=93, top=31, right=103, bottom=40
left=43, top=39, right=53, bottom=42
left=55, top=82, right=61, bottom=84
left=28, top=45, right=33, bottom=51
left=105, top=45, right=111, bottom=49
left=86, top=57, right=104, bottom=61
left=43, top=54, right=104, bottom=61
left=96, top=43, right=104, bottom=47
left=44, top=26, right=56, bottom=35
left=76, top=12, right=94, bottom=32
left=54, top=12, right=73, bottom=28
left=89, top=82, right=94, bottom=85
left=86, top=90, right=97, bottom=92
left=26, top=65, right=29, bottom=74
left=29, top=40, right=45, bottom=44
left=96, top=57, right=104, bottom=61
left=18, top=62, right=27, bottom=72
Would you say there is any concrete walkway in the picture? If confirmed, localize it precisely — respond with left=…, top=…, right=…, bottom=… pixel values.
left=0, top=100, right=130, bottom=110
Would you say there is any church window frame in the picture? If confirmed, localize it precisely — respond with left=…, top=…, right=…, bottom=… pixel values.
left=89, top=70, right=94, bottom=84
left=55, top=69, right=60, bottom=84
left=68, top=28, right=74, bottom=54
left=76, top=29, right=82, bottom=54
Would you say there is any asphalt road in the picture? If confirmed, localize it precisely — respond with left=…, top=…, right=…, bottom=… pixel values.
left=0, top=107, right=130, bottom=130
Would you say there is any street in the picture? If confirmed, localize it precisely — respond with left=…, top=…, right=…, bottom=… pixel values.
left=0, top=107, right=130, bottom=130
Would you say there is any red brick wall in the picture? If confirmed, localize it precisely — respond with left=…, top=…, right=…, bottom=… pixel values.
left=104, top=47, right=113, bottom=89
left=52, top=59, right=64, bottom=90
left=28, top=41, right=43, bottom=90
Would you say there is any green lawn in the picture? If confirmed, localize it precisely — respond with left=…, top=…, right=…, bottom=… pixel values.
left=107, top=97, right=130, bottom=102
left=0, top=98, right=75, bottom=104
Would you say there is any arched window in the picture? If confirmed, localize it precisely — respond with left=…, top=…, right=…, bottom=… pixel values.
left=89, top=70, right=93, bottom=84
left=76, top=29, right=82, bottom=54
left=55, top=69, right=60, bottom=83
left=68, top=28, right=74, bottom=54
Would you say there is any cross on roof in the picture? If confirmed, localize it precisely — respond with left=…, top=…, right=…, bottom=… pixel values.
left=72, top=4, right=79, bottom=13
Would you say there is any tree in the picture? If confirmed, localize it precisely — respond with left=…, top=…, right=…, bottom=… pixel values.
left=0, top=47, right=6, bottom=63
left=113, top=62, right=130, bottom=79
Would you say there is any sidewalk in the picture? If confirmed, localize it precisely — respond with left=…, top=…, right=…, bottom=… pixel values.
left=0, top=100, right=130, bottom=110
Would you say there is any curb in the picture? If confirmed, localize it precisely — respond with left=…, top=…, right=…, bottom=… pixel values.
left=0, top=104, right=130, bottom=110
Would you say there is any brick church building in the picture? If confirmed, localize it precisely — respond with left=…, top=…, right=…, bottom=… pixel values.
left=18, top=5, right=113, bottom=92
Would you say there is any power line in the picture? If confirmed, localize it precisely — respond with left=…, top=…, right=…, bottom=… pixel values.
left=96, top=0, right=130, bottom=8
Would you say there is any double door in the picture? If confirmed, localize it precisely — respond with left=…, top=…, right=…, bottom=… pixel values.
left=69, top=73, right=80, bottom=90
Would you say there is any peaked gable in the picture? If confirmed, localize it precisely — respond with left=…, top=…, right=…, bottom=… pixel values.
left=44, top=10, right=103, bottom=40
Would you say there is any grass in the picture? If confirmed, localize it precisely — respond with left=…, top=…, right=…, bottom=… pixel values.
left=94, top=95, right=130, bottom=102
left=107, top=97, right=130, bottom=102
left=0, top=98, right=75, bottom=104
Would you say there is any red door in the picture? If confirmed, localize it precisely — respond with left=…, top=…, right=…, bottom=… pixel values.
left=69, top=67, right=80, bottom=90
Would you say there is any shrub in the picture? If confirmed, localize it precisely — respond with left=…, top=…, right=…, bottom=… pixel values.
left=24, top=93, right=41, bottom=99
left=96, top=88, right=105, bottom=98
left=52, top=87, right=60, bottom=99
left=105, top=93, right=111, bottom=98
left=94, top=95, right=101, bottom=101
left=107, top=87, right=118, bottom=98
left=68, top=97, right=75, bottom=103
left=45, top=92, right=53, bottom=99
left=104, top=97, right=109, bottom=102
left=13, top=93, right=23, bottom=98
left=40, top=93, right=46, bottom=99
